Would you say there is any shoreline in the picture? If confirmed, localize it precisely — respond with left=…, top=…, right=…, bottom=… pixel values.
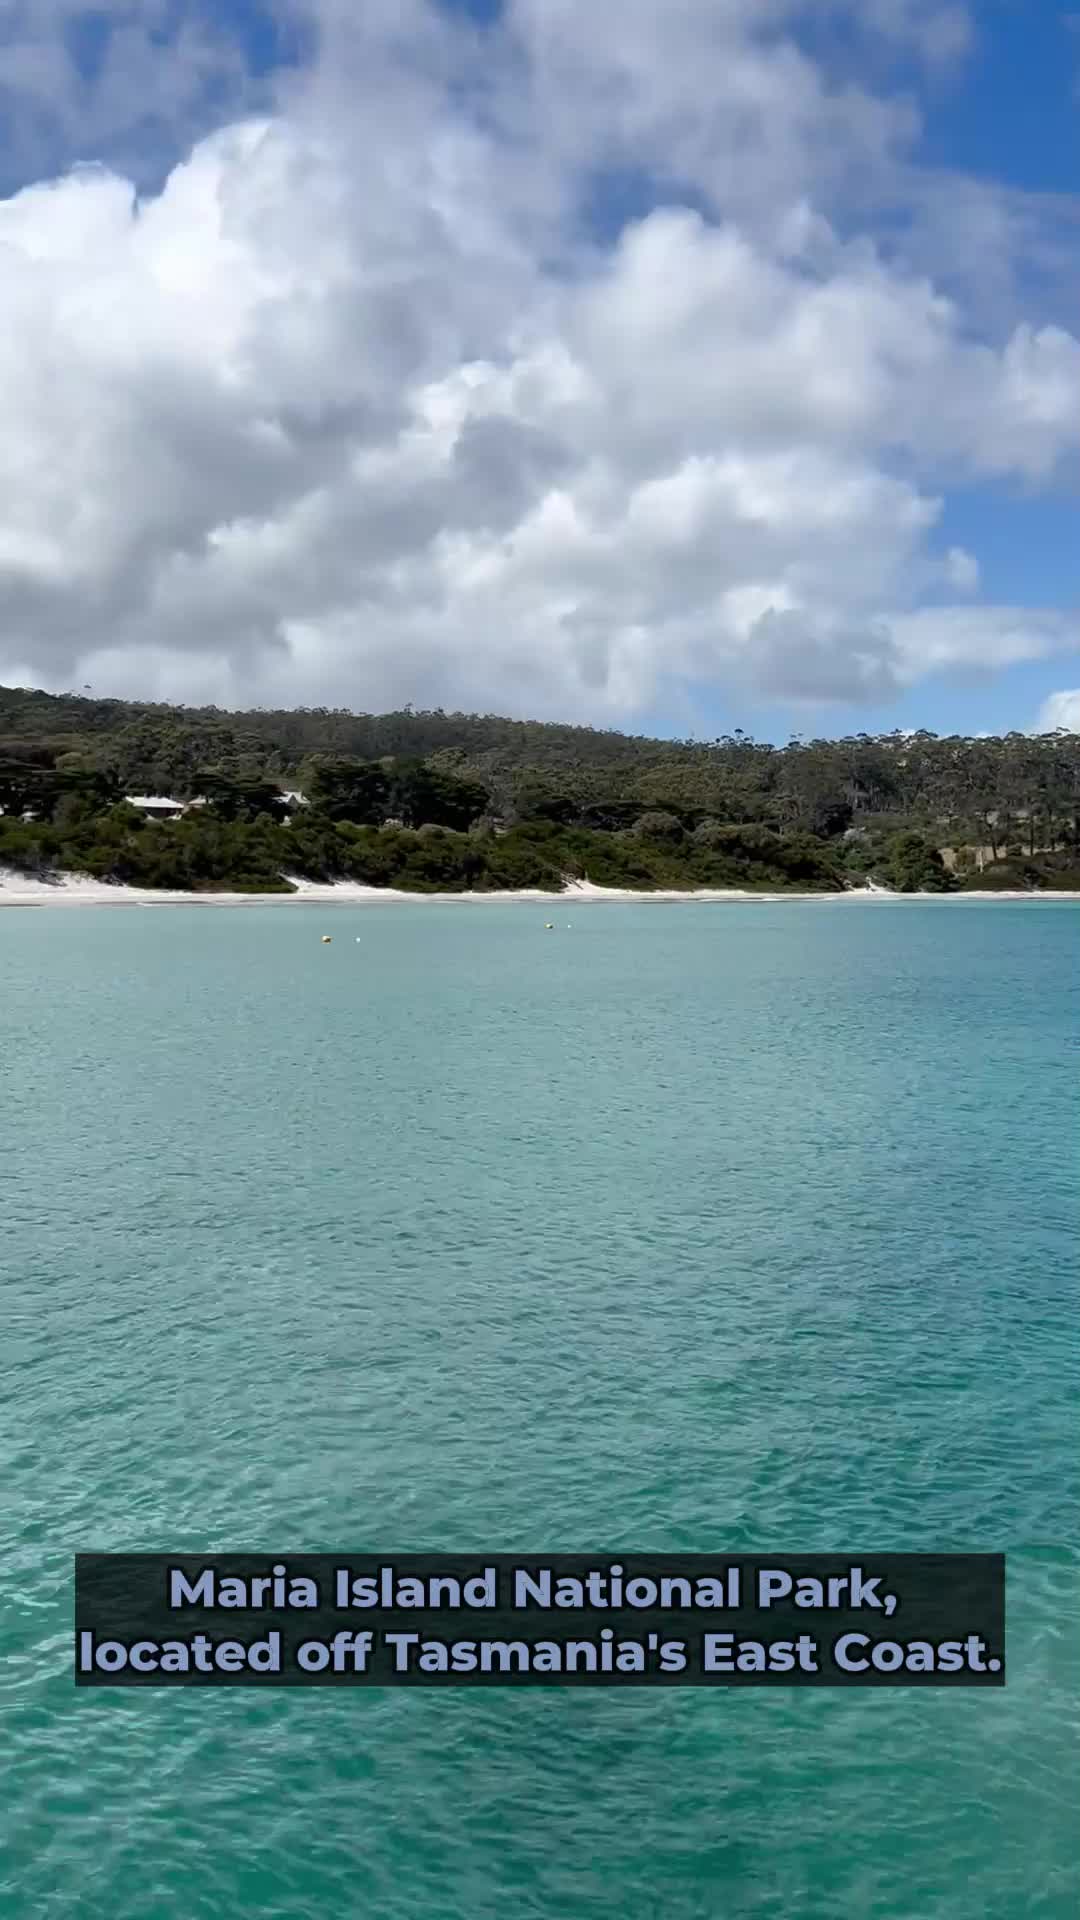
left=2, top=870, right=1079, bottom=907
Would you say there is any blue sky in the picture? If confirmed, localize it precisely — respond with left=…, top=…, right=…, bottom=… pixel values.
left=918, top=4, right=1078, bottom=194
left=0, top=0, right=1076, bottom=740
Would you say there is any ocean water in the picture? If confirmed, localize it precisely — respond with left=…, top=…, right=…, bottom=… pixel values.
left=1, top=899, right=1077, bottom=1920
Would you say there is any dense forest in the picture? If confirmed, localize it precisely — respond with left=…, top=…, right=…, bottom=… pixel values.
left=2, top=683, right=1079, bottom=893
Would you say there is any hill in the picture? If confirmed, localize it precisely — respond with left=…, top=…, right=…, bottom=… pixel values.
left=2, top=683, right=1079, bottom=894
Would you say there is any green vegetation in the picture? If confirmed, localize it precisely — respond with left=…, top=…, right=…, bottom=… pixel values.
left=882, top=831, right=955, bottom=894
left=1, top=683, right=1078, bottom=893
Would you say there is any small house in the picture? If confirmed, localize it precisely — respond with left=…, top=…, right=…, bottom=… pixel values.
left=124, top=794, right=187, bottom=820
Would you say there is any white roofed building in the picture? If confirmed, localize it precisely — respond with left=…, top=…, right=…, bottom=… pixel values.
left=123, top=795, right=187, bottom=819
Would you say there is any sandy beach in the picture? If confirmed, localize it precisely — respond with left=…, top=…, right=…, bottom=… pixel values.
left=2, top=868, right=1078, bottom=906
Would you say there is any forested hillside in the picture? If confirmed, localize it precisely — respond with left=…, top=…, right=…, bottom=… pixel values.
left=2, top=683, right=1079, bottom=893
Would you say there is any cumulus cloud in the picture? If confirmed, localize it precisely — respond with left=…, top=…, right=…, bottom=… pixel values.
left=0, top=0, right=1077, bottom=720
left=1037, top=689, right=1080, bottom=733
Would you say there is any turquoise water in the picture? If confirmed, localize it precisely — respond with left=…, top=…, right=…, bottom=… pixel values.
left=2, top=900, right=1077, bottom=1919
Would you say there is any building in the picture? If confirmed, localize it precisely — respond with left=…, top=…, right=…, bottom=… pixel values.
left=123, top=794, right=187, bottom=820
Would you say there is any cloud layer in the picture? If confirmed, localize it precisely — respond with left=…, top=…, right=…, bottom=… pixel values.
left=0, top=0, right=1077, bottom=722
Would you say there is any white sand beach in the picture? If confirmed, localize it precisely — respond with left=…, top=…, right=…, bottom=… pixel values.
left=2, top=867, right=1078, bottom=906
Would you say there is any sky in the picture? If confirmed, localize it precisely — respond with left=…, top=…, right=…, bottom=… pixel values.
left=0, top=0, right=1077, bottom=742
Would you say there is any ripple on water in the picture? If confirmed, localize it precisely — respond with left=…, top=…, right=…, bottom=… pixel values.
left=1, top=902, right=1078, bottom=1918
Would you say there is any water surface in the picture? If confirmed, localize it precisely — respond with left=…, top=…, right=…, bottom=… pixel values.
left=1, top=901, right=1077, bottom=1918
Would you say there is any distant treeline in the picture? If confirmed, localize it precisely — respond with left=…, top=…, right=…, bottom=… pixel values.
left=1, top=682, right=1079, bottom=892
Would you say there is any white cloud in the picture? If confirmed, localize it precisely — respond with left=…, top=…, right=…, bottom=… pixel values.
left=886, top=608, right=1077, bottom=677
left=0, top=0, right=1076, bottom=720
left=944, top=546, right=979, bottom=591
left=0, top=0, right=271, bottom=191
left=1037, top=689, right=1080, bottom=733
left=844, top=0, right=973, bottom=64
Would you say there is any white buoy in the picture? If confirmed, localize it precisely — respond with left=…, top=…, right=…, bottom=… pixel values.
left=321, top=935, right=332, bottom=944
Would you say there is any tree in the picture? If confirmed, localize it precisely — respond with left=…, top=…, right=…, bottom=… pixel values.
left=510, top=775, right=579, bottom=826
left=55, top=766, right=123, bottom=811
left=195, top=773, right=288, bottom=823
left=628, top=810, right=684, bottom=842
left=885, top=831, right=956, bottom=893
left=0, top=757, right=64, bottom=819
left=387, top=761, right=490, bottom=831
left=305, top=760, right=391, bottom=825
left=579, top=799, right=642, bottom=832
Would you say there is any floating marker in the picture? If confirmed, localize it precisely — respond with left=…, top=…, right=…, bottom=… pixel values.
left=321, top=935, right=332, bottom=944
